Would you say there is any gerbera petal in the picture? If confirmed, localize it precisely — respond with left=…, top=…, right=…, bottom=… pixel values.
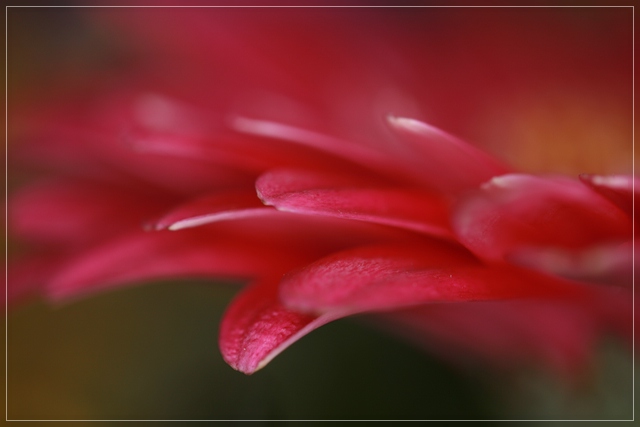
left=9, top=179, right=172, bottom=245
left=256, top=169, right=453, bottom=237
left=579, top=174, right=638, bottom=220
left=47, top=228, right=302, bottom=301
left=6, top=254, right=66, bottom=307
left=280, top=242, right=583, bottom=315
left=13, top=112, right=254, bottom=195
left=386, top=116, right=510, bottom=193
left=452, top=174, right=632, bottom=262
left=153, top=189, right=270, bottom=231
left=379, top=300, right=599, bottom=377
left=48, top=210, right=417, bottom=302
left=230, top=116, right=400, bottom=176
left=219, top=278, right=342, bottom=374
left=507, top=242, right=634, bottom=287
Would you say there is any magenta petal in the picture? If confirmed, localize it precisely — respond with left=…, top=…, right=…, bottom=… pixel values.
left=231, top=116, right=399, bottom=176
left=453, top=174, right=633, bottom=262
left=154, top=190, right=271, bottom=230
left=381, top=282, right=632, bottom=377
left=127, top=102, right=394, bottom=178
left=9, top=179, right=171, bottom=246
left=6, top=254, right=66, bottom=307
left=579, top=174, right=638, bottom=220
left=48, top=228, right=303, bottom=301
left=256, top=169, right=453, bottom=238
left=280, top=242, right=582, bottom=315
left=219, top=278, right=342, bottom=374
left=48, top=211, right=413, bottom=301
left=508, top=242, right=634, bottom=287
left=380, top=300, right=599, bottom=377
left=386, top=116, right=509, bottom=193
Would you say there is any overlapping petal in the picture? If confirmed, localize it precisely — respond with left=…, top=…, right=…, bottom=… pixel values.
left=257, top=169, right=452, bottom=237
left=47, top=228, right=280, bottom=301
left=7, top=7, right=633, bottom=380
left=9, top=178, right=172, bottom=246
left=379, top=301, right=601, bottom=377
left=386, top=116, right=510, bottom=193
left=153, top=189, right=271, bottom=231
left=452, top=174, right=632, bottom=262
left=279, top=242, right=591, bottom=315
left=219, top=277, right=343, bottom=375
left=579, top=174, right=638, bottom=222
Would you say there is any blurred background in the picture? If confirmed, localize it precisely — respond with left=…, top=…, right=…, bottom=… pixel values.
left=5, top=4, right=635, bottom=421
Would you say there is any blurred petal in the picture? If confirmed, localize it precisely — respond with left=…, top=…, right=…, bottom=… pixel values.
left=579, top=174, right=638, bottom=220
left=453, top=174, right=632, bottom=262
left=48, top=228, right=301, bottom=301
left=6, top=254, right=66, bottom=307
left=508, top=242, right=634, bottom=287
left=386, top=116, right=510, bottom=193
left=153, top=189, right=269, bottom=231
left=48, top=211, right=417, bottom=302
left=230, top=116, right=401, bottom=177
left=219, top=278, right=342, bottom=374
left=9, top=179, right=171, bottom=246
left=280, top=243, right=585, bottom=315
left=379, top=301, right=599, bottom=378
left=257, top=169, right=452, bottom=237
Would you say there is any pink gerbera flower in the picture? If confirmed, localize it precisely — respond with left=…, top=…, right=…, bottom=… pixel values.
left=8, top=6, right=633, bottom=381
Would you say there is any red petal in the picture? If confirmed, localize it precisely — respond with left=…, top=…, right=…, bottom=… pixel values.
left=48, top=227, right=308, bottom=301
left=452, top=174, right=632, bottom=262
left=48, top=210, right=415, bottom=301
left=379, top=300, right=599, bottom=377
left=579, top=174, right=638, bottom=220
left=380, top=282, right=632, bottom=378
left=280, top=242, right=582, bottom=315
left=6, top=254, right=66, bottom=307
left=256, top=169, right=453, bottom=238
left=230, top=116, right=401, bottom=177
left=153, top=189, right=270, bottom=230
left=386, top=116, right=509, bottom=193
left=508, top=242, right=634, bottom=287
left=13, top=109, right=253, bottom=195
left=219, top=278, right=342, bottom=374
left=9, top=179, right=172, bottom=246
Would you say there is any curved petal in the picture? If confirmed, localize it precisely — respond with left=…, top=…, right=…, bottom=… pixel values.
left=579, top=174, right=638, bottom=221
left=9, top=179, right=172, bottom=246
left=6, top=254, right=66, bottom=307
left=379, top=282, right=632, bottom=378
left=256, top=169, right=453, bottom=238
left=279, top=242, right=585, bottom=315
left=48, top=228, right=309, bottom=302
left=12, top=110, right=253, bottom=195
left=507, top=242, right=634, bottom=287
left=386, top=116, right=510, bottom=193
left=219, top=278, right=343, bottom=374
left=379, top=300, right=599, bottom=377
left=153, top=189, right=270, bottom=231
left=452, top=174, right=632, bottom=262
left=230, top=116, right=401, bottom=177
left=48, top=209, right=417, bottom=302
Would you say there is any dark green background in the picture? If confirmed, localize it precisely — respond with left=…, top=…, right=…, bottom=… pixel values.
left=6, top=281, right=634, bottom=421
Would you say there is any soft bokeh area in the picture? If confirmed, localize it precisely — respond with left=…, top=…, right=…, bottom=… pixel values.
left=6, top=5, right=634, bottom=421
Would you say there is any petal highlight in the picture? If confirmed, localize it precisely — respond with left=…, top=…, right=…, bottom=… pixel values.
left=453, top=174, right=632, bottom=262
left=153, top=189, right=270, bottom=231
left=219, top=278, right=342, bottom=374
left=257, top=169, right=453, bottom=238
left=386, top=116, right=509, bottom=193
left=280, top=242, right=582, bottom=315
